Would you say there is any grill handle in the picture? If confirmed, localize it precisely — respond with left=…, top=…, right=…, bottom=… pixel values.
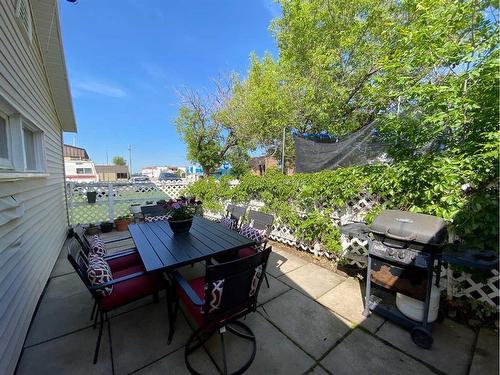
left=384, top=228, right=416, bottom=242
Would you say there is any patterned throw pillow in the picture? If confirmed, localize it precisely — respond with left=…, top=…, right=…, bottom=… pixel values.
left=144, top=215, right=169, bottom=222
left=87, top=255, right=113, bottom=296
left=220, top=217, right=237, bottom=231
left=239, top=224, right=267, bottom=243
left=89, top=235, right=106, bottom=256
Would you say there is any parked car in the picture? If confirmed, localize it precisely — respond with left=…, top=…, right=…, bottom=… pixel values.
left=130, top=175, right=150, bottom=183
left=158, top=172, right=182, bottom=181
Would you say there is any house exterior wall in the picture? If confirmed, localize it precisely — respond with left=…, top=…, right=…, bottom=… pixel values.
left=0, top=1, right=70, bottom=373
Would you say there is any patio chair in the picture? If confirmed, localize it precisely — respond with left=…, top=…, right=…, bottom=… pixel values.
left=168, top=247, right=271, bottom=375
left=73, top=225, right=140, bottom=272
left=237, top=210, right=275, bottom=288
left=227, top=204, right=247, bottom=229
left=67, top=239, right=167, bottom=364
left=141, top=204, right=169, bottom=222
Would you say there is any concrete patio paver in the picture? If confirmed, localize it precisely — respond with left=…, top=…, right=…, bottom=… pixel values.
left=110, top=300, right=193, bottom=375
left=257, top=273, right=291, bottom=305
left=321, top=329, right=436, bottom=375
left=198, top=312, right=315, bottom=375
left=469, top=328, right=499, bottom=375
left=133, top=346, right=218, bottom=375
left=376, top=319, right=476, bottom=375
left=317, top=277, right=385, bottom=333
left=25, top=273, right=93, bottom=347
left=279, top=262, right=345, bottom=299
left=17, top=326, right=112, bottom=375
left=266, top=249, right=308, bottom=278
left=259, top=289, right=351, bottom=359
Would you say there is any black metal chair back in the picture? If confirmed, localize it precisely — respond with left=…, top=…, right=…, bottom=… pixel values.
left=141, top=204, right=167, bottom=219
left=248, top=210, right=274, bottom=234
left=67, top=239, right=98, bottom=299
left=73, top=224, right=91, bottom=253
left=203, top=246, right=271, bottom=327
left=228, top=205, right=247, bottom=228
left=225, top=203, right=234, bottom=218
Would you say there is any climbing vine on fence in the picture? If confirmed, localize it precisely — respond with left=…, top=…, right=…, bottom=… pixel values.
left=188, top=149, right=498, bottom=254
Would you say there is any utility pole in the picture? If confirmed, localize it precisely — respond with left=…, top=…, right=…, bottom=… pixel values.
left=106, top=151, right=109, bottom=164
left=128, top=144, right=132, bottom=177
left=281, top=127, right=286, bottom=174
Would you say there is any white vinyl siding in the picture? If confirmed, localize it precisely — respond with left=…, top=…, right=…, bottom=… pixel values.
left=0, top=1, right=68, bottom=374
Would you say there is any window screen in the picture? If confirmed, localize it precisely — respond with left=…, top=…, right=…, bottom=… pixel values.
left=23, top=127, right=36, bottom=170
left=0, top=115, right=8, bottom=159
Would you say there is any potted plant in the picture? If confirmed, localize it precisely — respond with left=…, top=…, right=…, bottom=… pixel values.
left=164, top=197, right=202, bottom=234
left=86, top=190, right=97, bottom=204
left=114, top=215, right=131, bottom=232
left=85, top=223, right=99, bottom=235
left=100, top=221, right=113, bottom=233
left=130, top=203, right=142, bottom=214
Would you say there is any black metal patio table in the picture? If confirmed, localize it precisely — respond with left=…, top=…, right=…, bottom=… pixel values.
left=128, top=216, right=256, bottom=272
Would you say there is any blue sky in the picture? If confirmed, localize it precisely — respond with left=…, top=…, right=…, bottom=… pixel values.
left=60, top=0, right=280, bottom=173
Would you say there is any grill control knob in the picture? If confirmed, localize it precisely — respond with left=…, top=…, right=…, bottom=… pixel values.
left=398, top=250, right=406, bottom=260
left=388, top=248, right=396, bottom=256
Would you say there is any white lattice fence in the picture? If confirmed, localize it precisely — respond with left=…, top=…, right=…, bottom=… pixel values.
left=66, top=181, right=190, bottom=225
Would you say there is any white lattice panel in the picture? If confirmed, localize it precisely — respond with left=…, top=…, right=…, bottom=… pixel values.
left=66, top=181, right=190, bottom=225
left=450, top=269, right=499, bottom=309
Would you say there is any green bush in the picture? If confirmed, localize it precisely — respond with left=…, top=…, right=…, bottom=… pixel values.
left=188, top=150, right=498, bottom=254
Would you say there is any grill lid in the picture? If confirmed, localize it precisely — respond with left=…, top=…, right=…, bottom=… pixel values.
left=371, top=210, right=448, bottom=246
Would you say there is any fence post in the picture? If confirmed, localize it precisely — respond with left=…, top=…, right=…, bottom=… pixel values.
left=67, top=182, right=74, bottom=226
left=108, top=183, right=114, bottom=222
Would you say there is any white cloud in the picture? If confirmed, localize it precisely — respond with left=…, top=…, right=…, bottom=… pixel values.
left=73, top=80, right=126, bottom=98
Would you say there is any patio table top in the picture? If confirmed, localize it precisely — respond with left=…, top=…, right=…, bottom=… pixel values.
left=128, top=217, right=256, bottom=272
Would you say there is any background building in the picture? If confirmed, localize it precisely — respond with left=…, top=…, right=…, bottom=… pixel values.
left=63, top=144, right=98, bottom=182
left=95, top=165, right=130, bottom=182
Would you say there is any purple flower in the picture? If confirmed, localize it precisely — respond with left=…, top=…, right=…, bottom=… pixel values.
left=172, top=202, right=181, bottom=209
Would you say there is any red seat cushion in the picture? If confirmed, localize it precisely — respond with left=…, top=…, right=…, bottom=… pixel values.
left=177, top=276, right=205, bottom=327
left=238, top=247, right=258, bottom=258
left=99, top=269, right=164, bottom=312
left=107, top=253, right=143, bottom=273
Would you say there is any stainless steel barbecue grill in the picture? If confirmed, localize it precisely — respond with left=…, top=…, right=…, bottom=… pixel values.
left=363, top=210, right=447, bottom=349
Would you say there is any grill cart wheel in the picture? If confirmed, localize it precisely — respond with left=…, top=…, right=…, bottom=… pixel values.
left=411, top=326, right=433, bottom=349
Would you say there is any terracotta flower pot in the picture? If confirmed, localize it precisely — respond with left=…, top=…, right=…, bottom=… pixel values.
left=114, top=218, right=130, bottom=232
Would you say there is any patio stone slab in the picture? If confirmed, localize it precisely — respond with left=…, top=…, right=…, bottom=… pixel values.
left=376, top=319, right=475, bottom=375
left=469, top=328, right=499, bottom=375
left=17, top=326, right=112, bottom=375
left=50, top=257, right=74, bottom=278
left=308, top=365, right=330, bottom=374
left=133, top=346, right=218, bottom=375
left=321, top=329, right=435, bottom=375
left=279, top=263, right=345, bottom=299
left=259, top=289, right=351, bottom=359
left=317, top=277, right=384, bottom=333
left=25, top=273, right=93, bottom=347
left=258, top=274, right=290, bottom=305
left=266, top=250, right=308, bottom=278
left=200, top=312, right=315, bottom=375
left=111, top=300, right=193, bottom=375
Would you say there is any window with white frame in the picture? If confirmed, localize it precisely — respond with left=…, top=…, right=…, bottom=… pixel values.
left=0, top=111, right=12, bottom=168
left=0, top=98, right=47, bottom=174
left=21, top=120, right=45, bottom=172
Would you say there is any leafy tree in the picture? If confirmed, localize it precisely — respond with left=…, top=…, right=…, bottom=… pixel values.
left=175, top=79, right=249, bottom=176
left=112, top=156, right=126, bottom=166
left=226, top=146, right=250, bottom=177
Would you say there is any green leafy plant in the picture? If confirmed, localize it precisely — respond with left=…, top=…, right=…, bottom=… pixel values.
left=164, top=197, right=202, bottom=221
